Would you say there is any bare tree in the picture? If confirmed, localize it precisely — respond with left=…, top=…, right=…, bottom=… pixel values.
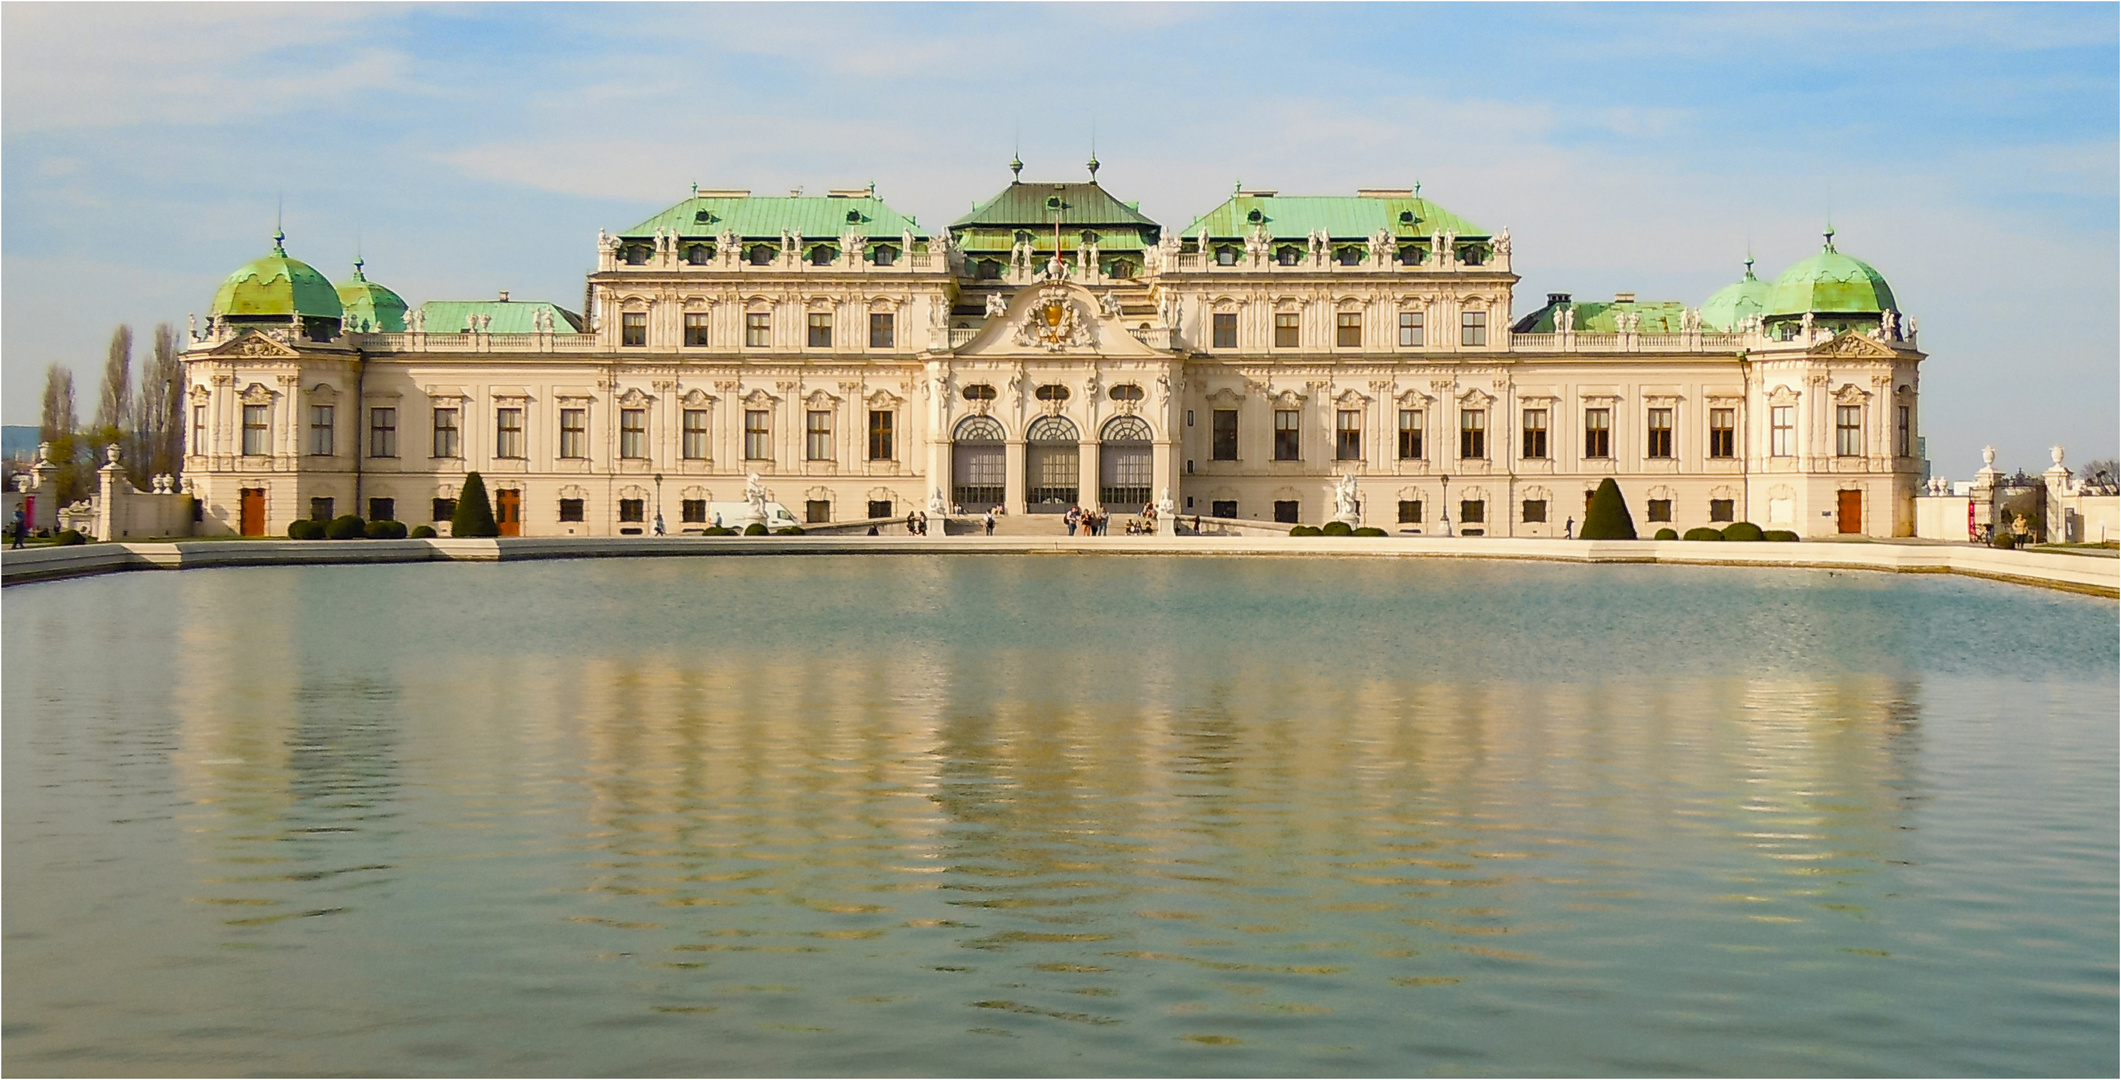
left=2080, top=458, right=2118, bottom=495
left=136, top=323, right=185, bottom=480
left=37, top=363, right=87, bottom=503
left=95, top=325, right=133, bottom=436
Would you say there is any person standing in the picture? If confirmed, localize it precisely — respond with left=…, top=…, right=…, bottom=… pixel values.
left=10, top=506, right=25, bottom=549
left=1065, top=505, right=1081, bottom=536
left=653, top=511, right=666, bottom=537
left=1563, top=516, right=1574, bottom=540
left=983, top=510, right=995, bottom=536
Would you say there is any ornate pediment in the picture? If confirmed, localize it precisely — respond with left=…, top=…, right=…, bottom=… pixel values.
left=1396, top=388, right=1433, bottom=408
left=1833, top=382, right=1872, bottom=405
left=681, top=387, right=716, bottom=406
left=805, top=388, right=839, bottom=409
left=952, top=280, right=1163, bottom=359
left=239, top=381, right=276, bottom=404
left=1013, top=285, right=1092, bottom=351
left=1205, top=386, right=1247, bottom=406
left=210, top=331, right=302, bottom=359
left=741, top=387, right=778, bottom=408
left=1767, top=384, right=1801, bottom=405
left=1459, top=387, right=1496, bottom=407
left=1813, top=331, right=1898, bottom=359
left=1333, top=387, right=1371, bottom=408
left=616, top=387, right=654, bottom=407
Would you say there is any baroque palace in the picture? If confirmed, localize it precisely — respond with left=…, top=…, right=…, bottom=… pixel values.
left=180, top=159, right=1925, bottom=538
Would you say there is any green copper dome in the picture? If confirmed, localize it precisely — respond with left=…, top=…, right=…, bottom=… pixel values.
left=1699, top=257, right=1774, bottom=331
left=209, top=231, right=344, bottom=321
left=1766, top=230, right=1896, bottom=316
left=336, top=258, right=407, bottom=332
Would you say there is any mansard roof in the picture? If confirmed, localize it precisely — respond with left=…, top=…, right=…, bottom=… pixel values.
left=1511, top=295, right=1690, bottom=334
left=418, top=299, right=583, bottom=334
left=620, top=189, right=927, bottom=240
left=952, top=179, right=1161, bottom=231
left=1181, top=190, right=1487, bottom=240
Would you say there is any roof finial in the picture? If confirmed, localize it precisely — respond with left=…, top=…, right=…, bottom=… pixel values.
left=691, top=180, right=698, bottom=197
left=1233, top=179, right=1242, bottom=194
left=1413, top=180, right=1421, bottom=200
left=353, top=229, right=365, bottom=279
left=1087, top=120, right=1098, bottom=178
left=273, top=195, right=285, bottom=254
left=1823, top=224, right=1836, bottom=252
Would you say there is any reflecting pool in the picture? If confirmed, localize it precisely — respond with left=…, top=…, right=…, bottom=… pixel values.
left=5, top=557, right=2116, bottom=1076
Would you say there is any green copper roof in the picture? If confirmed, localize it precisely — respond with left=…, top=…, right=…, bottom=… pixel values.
left=210, top=231, right=344, bottom=320
left=336, top=259, right=408, bottom=333
left=1510, top=298, right=1691, bottom=335
left=1180, top=193, right=1486, bottom=240
left=418, top=300, right=583, bottom=335
left=1699, top=258, right=1773, bottom=331
left=1766, top=231, right=1896, bottom=316
left=622, top=192, right=926, bottom=239
left=952, top=180, right=1161, bottom=231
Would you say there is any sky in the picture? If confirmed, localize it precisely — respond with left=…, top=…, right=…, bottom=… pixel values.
left=3, top=2, right=2114, bottom=474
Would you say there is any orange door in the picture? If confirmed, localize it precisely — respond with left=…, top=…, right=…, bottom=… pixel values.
left=239, top=489, right=266, bottom=536
left=496, top=489, right=522, bottom=536
left=1837, top=490, right=1863, bottom=534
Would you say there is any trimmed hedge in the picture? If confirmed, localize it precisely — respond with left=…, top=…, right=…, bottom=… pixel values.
left=1581, top=478, right=1637, bottom=539
left=1321, top=520, right=1354, bottom=536
left=325, top=514, right=367, bottom=540
left=409, top=525, right=437, bottom=539
left=288, top=519, right=324, bottom=540
left=54, top=529, right=86, bottom=546
left=773, top=526, right=805, bottom=536
left=1991, top=532, right=2020, bottom=549
left=365, top=519, right=408, bottom=539
left=744, top=522, right=768, bottom=536
left=703, top=526, right=736, bottom=536
left=1289, top=525, right=1322, bottom=536
left=1652, top=527, right=1679, bottom=540
left=1722, top=521, right=1765, bottom=542
left=452, top=471, right=500, bottom=538
left=1763, top=530, right=1799, bottom=543
left=1683, top=526, right=1725, bottom=541
left=1352, top=526, right=1387, bottom=537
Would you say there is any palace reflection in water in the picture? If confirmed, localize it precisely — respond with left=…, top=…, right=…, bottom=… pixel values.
left=5, top=557, right=2113, bottom=1077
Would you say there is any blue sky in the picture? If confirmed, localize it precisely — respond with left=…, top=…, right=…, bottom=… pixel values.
left=4, top=2, right=2114, bottom=473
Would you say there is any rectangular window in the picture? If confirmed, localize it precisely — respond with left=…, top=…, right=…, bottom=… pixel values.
left=869, top=312, right=894, bottom=349
left=1710, top=498, right=1735, bottom=522
left=1584, top=408, right=1611, bottom=458
left=559, top=498, right=585, bottom=522
left=1335, top=409, right=1362, bottom=460
left=867, top=410, right=894, bottom=460
left=303, top=404, right=333, bottom=457
left=620, top=408, right=647, bottom=459
left=1273, top=409, right=1301, bottom=461
left=1336, top=311, right=1362, bottom=348
left=310, top=496, right=333, bottom=521
left=1211, top=499, right=1238, bottom=518
left=1837, top=405, right=1863, bottom=456
left=1647, top=407, right=1674, bottom=459
left=365, top=406, right=394, bottom=458
left=1770, top=405, right=1795, bottom=457
left=1459, top=409, right=1486, bottom=459
left=1521, top=408, right=1548, bottom=459
left=239, top=403, right=271, bottom=456
left=431, top=407, right=459, bottom=459
left=807, top=312, right=832, bottom=348
left=368, top=497, right=394, bottom=523
left=745, top=312, right=770, bottom=348
left=1897, top=404, right=1911, bottom=457
left=867, top=499, right=893, bottom=519
left=805, top=499, right=830, bottom=524
left=681, top=499, right=706, bottom=523
left=682, top=409, right=709, bottom=460
left=1398, top=499, right=1423, bottom=524
left=433, top=497, right=456, bottom=523
left=683, top=312, right=711, bottom=347
left=1647, top=499, right=1673, bottom=522
left=1274, top=312, right=1300, bottom=348
left=1523, top=499, right=1547, bottom=523
left=621, top=311, right=646, bottom=347
left=1398, top=310, right=1424, bottom=348
left=618, top=499, right=644, bottom=523
left=1709, top=408, right=1736, bottom=458
left=806, top=410, right=833, bottom=460
left=560, top=408, right=587, bottom=459
left=1460, top=499, right=1485, bottom=524
left=1274, top=500, right=1300, bottom=524
left=1212, top=312, right=1238, bottom=349
left=1212, top=410, right=1239, bottom=461
left=744, top=410, right=770, bottom=460
left=1398, top=409, right=1424, bottom=460
left=192, top=404, right=206, bottom=457
left=1460, top=310, right=1487, bottom=346
left=494, top=407, right=524, bottom=459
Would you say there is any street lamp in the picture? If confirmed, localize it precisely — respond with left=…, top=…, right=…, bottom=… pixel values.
left=653, top=472, right=664, bottom=536
left=1439, top=473, right=1452, bottom=537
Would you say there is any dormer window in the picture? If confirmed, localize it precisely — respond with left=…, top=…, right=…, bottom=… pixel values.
left=1246, top=208, right=1264, bottom=224
left=1081, top=230, right=1100, bottom=244
left=1459, top=245, right=1484, bottom=266
left=1338, top=247, right=1362, bottom=266
left=1107, top=260, right=1132, bottom=279
left=1216, top=246, right=1238, bottom=266
left=809, top=245, right=836, bottom=266
left=695, top=209, right=715, bottom=224
left=686, top=244, right=713, bottom=265
left=976, top=259, right=1002, bottom=280
left=748, top=244, right=776, bottom=265
left=872, top=246, right=897, bottom=266
left=1277, top=246, right=1301, bottom=266
left=1398, top=210, right=1416, bottom=224
left=1046, top=196, right=1063, bottom=210
left=846, top=209, right=862, bottom=224
left=624, top=245, right=650, bottom=265
left=1400, top=245, right=1425, bottom=265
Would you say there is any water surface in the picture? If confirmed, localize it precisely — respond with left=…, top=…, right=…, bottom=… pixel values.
left=5, top=557, right=2115, bottom=1076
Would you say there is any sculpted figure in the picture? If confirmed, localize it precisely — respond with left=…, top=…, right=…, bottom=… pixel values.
left=1493, top=227, right=1511, bottom=255
left=986, top=291, right=1008, bottom=318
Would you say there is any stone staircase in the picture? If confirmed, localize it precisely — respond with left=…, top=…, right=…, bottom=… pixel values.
left=978, top=512, right=1072, bottom=537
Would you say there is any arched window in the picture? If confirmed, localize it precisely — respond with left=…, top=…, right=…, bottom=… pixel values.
left=748, top=244, right=776, bottom=265
left=1108, top=383, right=1144, bottom=403
left=1107, top=261, right=1133, bottom=279
left=976, top=259, right=1002, bottom=280
left=1100, top=416, right=1153, bottom=509
left=1026, top=415, right=1079, bottom=442
left=954, top=415, right=1005, bottom=442
left=1034, top=384, right=1071, bottom=402
left=962, top=383, right=998, bottom=403
left=1101, top=415, right=1152, bottom=441
left=1216, top=246, right=1238, bottom=266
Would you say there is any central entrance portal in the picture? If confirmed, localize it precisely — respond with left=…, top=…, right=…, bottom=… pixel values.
left=1099, top=416, right=1153, bottom=513
left=951, top=416, right=1005, bottom=512
left=1025, top=415, right=1080, bottom=513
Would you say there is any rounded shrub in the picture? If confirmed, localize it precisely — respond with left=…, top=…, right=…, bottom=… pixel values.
left=287, top=519, right=322, bottom=540
left=409, top=524, right=437, bottom=539
left=54, top=529, right=86, bottom=546
left=1320, top=520, right=1354, bottom=536
left=325, top=514, right=367, bottom=540
left=1682, top=526, right=1725, bottom=542
left=451, top=471, right=500, bottom=538
left=1722, top=521, right=1765, bottom=542
left=1652, top=527, right=1679, bottom=540
left=1580, top=478, right=1637, bottom=540
left=1991, top=532, right=2019, bottom=549
left=703, top=526, right=736, bottom=536
left=1289, top=525, right=1322, bottom=536
left=1352, top=526, right=1387, bottom=537
left=773, top=526, right=805, bottom=536
left=744, top=522, right=768, bottom=536
left=365, top=519, right=408, bottom=539
left=1763, top=529, right=1799, bottom=543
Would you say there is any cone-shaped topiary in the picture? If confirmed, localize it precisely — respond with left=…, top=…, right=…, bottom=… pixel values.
left=1722, top=521, right=1765, bottom=541
left=1580, top=478, right=1636, bottom=539
left=452, top=472, right=500, bottom=537
left=1653, top=527, right=1679, bottom=540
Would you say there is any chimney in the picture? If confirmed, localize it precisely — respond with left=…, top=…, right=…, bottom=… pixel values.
left=498, top=290, right=510, bottom=303
left=1613, top=291, right=1635, bottom=303
left=1546, top=293, right=1571, bottom=306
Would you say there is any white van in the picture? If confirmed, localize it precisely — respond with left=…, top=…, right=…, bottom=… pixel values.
left=688, top=501, right=803, bottom=533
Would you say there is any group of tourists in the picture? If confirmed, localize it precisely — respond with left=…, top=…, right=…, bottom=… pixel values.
left=1064, top=504, right=1158, bottom=536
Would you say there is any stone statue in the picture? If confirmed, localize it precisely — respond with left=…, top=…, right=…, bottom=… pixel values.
left=985, top=291, right=1008, bottom=318
left=105, top=443, right=122, bottom=466
left=409, top=308, right=425, bottom=333
left=1195, top=229, right=1209, bottom=256
left=901, top=229, right=915, bottom=259
left=1800, top=312, right=1814, bottom=340
left=188, top=313, right=199, bottom=341
left=1333, top=473, right=1359, bottom=523
left=1494, top=227, right=1511, bottom=256
left=744, top=471, right=769, bottom=525
left=1100, top=292, right=1124, bottom=320
left=1879, top=309, right=1899, bottom=340
left=928, top=487, right=948, bottom=514
left=1157, top=487, right=1176, bottom=515
left=1368, top=228, right=1392, bottom=264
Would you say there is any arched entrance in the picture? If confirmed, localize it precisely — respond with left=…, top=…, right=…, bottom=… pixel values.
left=952, top=416, right=1005, bottom=512
left=1025, top=415, right=1080, bottom=513
left=1099, top=416, right=1153, bottom=513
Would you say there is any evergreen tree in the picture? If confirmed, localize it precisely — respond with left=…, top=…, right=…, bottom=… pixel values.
left=1580, top=477, right=1637, bottom=540
left=451, top=471, right=499, bottom=537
